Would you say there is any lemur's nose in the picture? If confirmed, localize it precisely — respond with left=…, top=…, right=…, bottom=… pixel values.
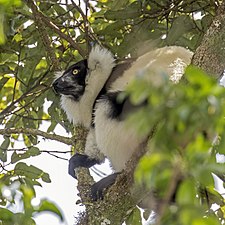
left=52, top=79, right=61, bottom=94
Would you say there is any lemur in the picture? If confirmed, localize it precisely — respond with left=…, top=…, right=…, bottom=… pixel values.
left=52, top=45, right=193, bottom=200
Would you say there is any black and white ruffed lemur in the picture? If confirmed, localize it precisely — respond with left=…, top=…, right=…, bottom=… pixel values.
left=52, top=45, right=193, bottom=201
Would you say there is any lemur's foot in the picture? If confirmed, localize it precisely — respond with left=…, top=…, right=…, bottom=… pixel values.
left=91, top=173, right=120, bottom=200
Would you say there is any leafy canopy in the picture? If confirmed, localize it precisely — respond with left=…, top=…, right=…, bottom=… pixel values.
left=0, top=0, right=224, bottom=224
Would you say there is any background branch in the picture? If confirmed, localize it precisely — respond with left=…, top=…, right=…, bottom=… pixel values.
left=25, top=0, right=59, bottom=70
left=0, top=128, right=74, bottom=146
left=24, top=0, right=87, bottom=58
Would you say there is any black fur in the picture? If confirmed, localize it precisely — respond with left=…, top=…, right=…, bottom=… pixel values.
left=52, top=59, right=88, bottom=101
left=69, top=153, right=100, bottom=179
left=64, top=59, right=88, bottom=87
left=99, top=91, right=147, bottom=121
left=90, top=59, right=135, bottom=127
left=100, top=92, right=126, bottom=119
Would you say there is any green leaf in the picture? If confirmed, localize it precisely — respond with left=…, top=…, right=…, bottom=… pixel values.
left=47, top=120, right=57, bottom=133
left=0, top=136, right=10, bottom=162
left=176, top=179, right=197, bottom=205
left=37, top=199, right=64, bottom=221
left=191, top=217, right=221, bottom=225
left=13, top=33, right=23, bottom=42
left=143, top=209, right=151, bottom=221
left=13, top=213, right=36, bottom=225
left=110, top=0, right=130, bottom=10
left=126, top=207, right=142, bottom=225
left=14, top=162, right=41, bottom=178
left=11, top=151, right=30, bottom=164
left=0, top=14, right=6, bottom=44
left=11, top=147, right=40, bottom=164
left=135, top=153, right=170, bottom=188
left=193, top=166, right=214, bottom=187
left=201, top=14, right=213, bottom=32
left=0, top=76, right=9, bottom=89
left=104, top=2, right=140, bottom=20
left=14, top=162, right=50, bottom=182
left=41, top=172, right=51, bottom=183
left=0, top=207, right=14, bottom=221
left=167, top=16, right=194, bottom=44
left=27, top=146, right=40, bottom=157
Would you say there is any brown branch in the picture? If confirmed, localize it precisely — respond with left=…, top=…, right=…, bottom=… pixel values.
left=0, top=128, right=75, bottom=146
left=44, top=151, right=68, bottom=161
left=25, top=0, right=59, bottom=70
left=0, top=68, right=51, bottom=119
left=6, top=148, right=71, bottom=154
left=76, top=127, right=156, bottom=225
left=24, top=0, right=86, bottom=58
left=72, top=125, right=95, bottom=206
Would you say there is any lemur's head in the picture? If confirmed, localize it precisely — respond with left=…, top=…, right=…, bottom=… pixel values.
left=52, top=59, right=88, bottom=101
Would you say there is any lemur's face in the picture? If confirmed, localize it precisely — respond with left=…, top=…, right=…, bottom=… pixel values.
left=53, top=59, right=88, bottom=100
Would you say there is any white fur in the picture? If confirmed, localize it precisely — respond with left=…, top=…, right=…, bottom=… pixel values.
left=220, top=73, right=225, bottom=87
left=92, top=46, right=193, bottom=171
left=94, top=100, right=145, bottom=171
left=60, top=45, right=115, bottom=128
left=109, top=46, right=193, bottom=92
left=54, top=71, right=64, bottom=80
left=59, top=45, right=193, bottom=171
left=84, top=128, right=105, bottom=162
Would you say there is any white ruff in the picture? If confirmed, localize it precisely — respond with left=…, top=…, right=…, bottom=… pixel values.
left=60, top=45, right=115, bottom=128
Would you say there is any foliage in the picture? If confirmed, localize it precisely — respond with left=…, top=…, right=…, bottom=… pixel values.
left=0, top=0, right=224, bottom=224
left=128, top=66, right=225, bottom=224
left=0, top=0, right=21, bottom=44
left=0, top=179, right=63, bottom=225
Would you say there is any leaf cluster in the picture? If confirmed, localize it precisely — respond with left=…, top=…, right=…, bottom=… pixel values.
left=0, top=179, right=63, bottom=225
left=90, top=0, right=217, bottom=57
left=125, top=66, right=225, bottom=224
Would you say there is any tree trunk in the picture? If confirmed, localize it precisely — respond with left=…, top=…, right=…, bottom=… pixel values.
left=192, top=2, right=225, bottom=79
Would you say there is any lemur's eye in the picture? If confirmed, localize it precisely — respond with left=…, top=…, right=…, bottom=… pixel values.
left=72, top=69, right=79, bottom=75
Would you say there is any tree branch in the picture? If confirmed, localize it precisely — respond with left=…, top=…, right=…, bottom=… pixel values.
left=0, top=128, right=74, bottom=146
left=24, top=0, right=86, bottom=58
left=25, top=0, right=59, bottom=70
left=0, top=69, right=51, bottom=119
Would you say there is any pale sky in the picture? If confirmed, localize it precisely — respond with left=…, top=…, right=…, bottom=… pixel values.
left=0, top=122, right=78, bottom=225
left=30, top=122, right=112, bottom=225
left=5, top=120, right=111, bottom=225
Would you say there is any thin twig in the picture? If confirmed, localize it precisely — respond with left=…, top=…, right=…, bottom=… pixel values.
left=6, top=148, right=72, bottom=154
left=45, top=151, right=68, bottom=161
left=0, top=69, right=51, bottom=119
